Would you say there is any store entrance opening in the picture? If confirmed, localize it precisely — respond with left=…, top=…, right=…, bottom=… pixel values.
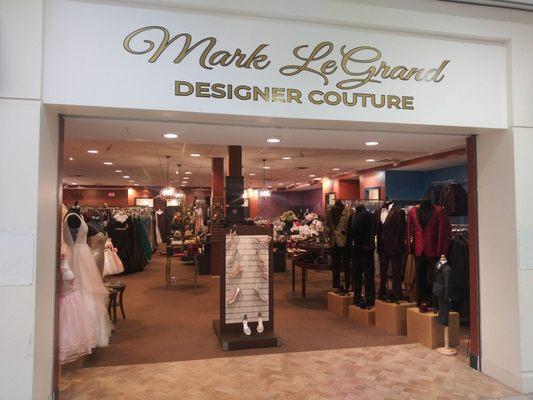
left=57, top=114, right=476, bottom=390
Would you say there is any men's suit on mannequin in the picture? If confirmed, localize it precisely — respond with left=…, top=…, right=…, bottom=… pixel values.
left=347, top=205, right=376, bottom=306
left=375, top=203, right=406, bottom=301
left=407, top=204, right=452, bottom=305
left=327, top=202, right=351, bottom=290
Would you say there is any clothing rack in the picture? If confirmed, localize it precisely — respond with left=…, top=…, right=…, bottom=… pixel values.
left=430, top=179, right=467, bottom=185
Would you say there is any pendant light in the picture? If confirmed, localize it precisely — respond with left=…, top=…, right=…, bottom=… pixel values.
left=160, top=155, right=179, bottom=199
left=259, top=159, right=271, bottom=197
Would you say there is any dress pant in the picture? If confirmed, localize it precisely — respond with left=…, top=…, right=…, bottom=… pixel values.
left=353, top=251, right=375, bottom=306
left=415, top=254, right=438, bottom=305
left=331, top=246, right=350, bottom=289
left=378, top=252, right=403, bottom=300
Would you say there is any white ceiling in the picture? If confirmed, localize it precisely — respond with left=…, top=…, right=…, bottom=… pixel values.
left=63, top=117, right=468, bottom=188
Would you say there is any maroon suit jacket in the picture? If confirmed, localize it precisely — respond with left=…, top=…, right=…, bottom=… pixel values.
left=407, top=205, right=452, bottom=257
left=375, top=205, right=406, bottom=256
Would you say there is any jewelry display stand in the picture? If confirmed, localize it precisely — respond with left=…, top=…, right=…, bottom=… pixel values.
left=213, top=225, right=281, bottom=351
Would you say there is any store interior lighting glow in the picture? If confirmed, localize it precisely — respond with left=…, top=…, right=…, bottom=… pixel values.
left=163, top=133, right=178, bottom=139
left=87, top=150, right=99, bottom=154
left=365, top=141, right=379, bottom=146
left=266, top=138, right=280, bottom=143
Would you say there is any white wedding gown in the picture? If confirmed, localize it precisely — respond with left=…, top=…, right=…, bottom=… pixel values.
left=63, top=213, right=112, bottom=347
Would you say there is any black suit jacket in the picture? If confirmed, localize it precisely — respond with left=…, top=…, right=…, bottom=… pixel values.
left=347, top=210, right=375, bottom=254
left=375, top=204, right=406, bottom=256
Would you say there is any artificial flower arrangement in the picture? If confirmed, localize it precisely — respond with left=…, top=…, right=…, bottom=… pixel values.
left=305, top=212, right=319, bottom=221
left=280, top=210, right=298, bottom=223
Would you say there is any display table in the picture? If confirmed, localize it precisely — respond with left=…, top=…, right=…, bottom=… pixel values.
left=375, top=300, right=417, bottom=335
left=349, top=305, right=375, bottom=325
left=291, top=241, right=332, bottom=298
left=407, top=308, right=460, bottom=349
left=327, top=292, right=351, bottom=317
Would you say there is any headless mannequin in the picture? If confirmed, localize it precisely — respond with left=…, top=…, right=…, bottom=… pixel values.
left=349, top=204, right=375, bottom=307
left=415, top=196, right=437, bottom=306
left=328, top=200, right=350, bottom=292
left=66, top=206, right=82, bottom=242
left=376, top=199, right=406, bottom=302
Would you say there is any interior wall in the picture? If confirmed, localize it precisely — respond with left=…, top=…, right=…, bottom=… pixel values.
left=385, top=165, right=467, bottom=201
left=63, top=188, right=129, bottom=207
left=0, top=1, right=57, bottom=399
left=249, top=188, right=324, bottom=220
left=359, top=171, right=386, bottom=200
left=513, top=128, right=533, bottom=392
left=477, top=132, right=522, bottom=390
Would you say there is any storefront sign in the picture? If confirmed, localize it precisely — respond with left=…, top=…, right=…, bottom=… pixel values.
left=44, top=0, right=508, bottom=128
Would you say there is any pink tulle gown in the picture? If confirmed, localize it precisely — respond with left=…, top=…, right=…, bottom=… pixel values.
left=59, top=258, right=94, bottom=364
left=63, top=213, right=112, bottom=347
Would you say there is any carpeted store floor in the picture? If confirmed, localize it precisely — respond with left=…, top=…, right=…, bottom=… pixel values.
left=80, top=251, right=411, bottom=368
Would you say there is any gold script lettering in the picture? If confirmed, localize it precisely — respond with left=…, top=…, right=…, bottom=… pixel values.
left=279, top=42, right=336, bottom=85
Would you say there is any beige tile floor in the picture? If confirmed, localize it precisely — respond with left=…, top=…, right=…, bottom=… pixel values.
left=60, top=343, right=520, bottom=400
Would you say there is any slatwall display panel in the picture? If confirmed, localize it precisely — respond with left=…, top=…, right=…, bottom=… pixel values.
left=225, top=235, right=270, bottom=324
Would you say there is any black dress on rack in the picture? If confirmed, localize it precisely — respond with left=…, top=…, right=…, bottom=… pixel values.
left=130, top=216, right=147, bottom=272
left=108, top=217, right=139, bottom=274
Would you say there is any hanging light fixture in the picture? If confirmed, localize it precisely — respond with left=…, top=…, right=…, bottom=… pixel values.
left=174, top=163, right=185, bottom=199
left=259, top=159, right=271, bottom=197
left=159, top=155, right=181, bottom=200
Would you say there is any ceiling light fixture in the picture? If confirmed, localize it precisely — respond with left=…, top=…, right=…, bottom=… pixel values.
left=160, top=156, right=184, bottom=199
left=365, top=141, right=379, bottom=146
left=129, top=180, right=135, bottom=183
left=68, top=157, right=74, bottom=161
left=249, top=173, right=256, bottom=176
left=282, top=156, right=291, bottom=160
left=71, top=182, right=78, bottom=185
left=114, top=170, right=122, bottom=173
left=123, top=175, right=130, bottom=178
left=366, top=159, right=376, bottom=162
left=309, top=174, right=316, bottom=178
left=266, top=138, right=280, bottom=143
left=87, top=150, right=99, bottom=154
left=262, top=166, right=271, bottom=170
left=134, top=183, right=139, bottom=186
left=260, top=159, right=271, bottom=197
left=190, top=153, right=200, bottom=157
left=185, top=171, right=192, bottom=175
left=103, top=161, right=113, bottom=165
left=183, top=176, right=189, bottom=180
left=163, top=133, right=178, bottom=139
left=332, top=168, right=340, bottom=171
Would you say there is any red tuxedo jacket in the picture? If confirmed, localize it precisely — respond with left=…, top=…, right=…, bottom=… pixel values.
left=407, top=205, right=452, bottom=257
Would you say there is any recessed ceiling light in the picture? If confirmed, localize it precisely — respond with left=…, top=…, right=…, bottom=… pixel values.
left=365, top=141, right=379, bottom=146
left=114, top=170, right=122, bottom=173
left=282, top=156, right=291, bottom=160
left=185, top=171, right=192, bottom=175
left=262, top=166, right=271, bottom=169
left=266, top=138, right=280, bottom=143
left=190, top=153, right=200, bottom=157
left=267, top=185, right=273, bottom=189
left=278, top=182, right=283, bottom=185
left=123, top=175, right=130, bottom=178
left=87, top=150, right=99, bottom=154
left=332, top=168, right=340, bottom=171
left=309, top=174, right=316, bottom=177
left=163, top=133, right=178, bottom=139
left=181, top=184, right=187, bottom=187
left=134, top=183, right=139, bottom=186
left=249, top=173, right=256, bottom=176
left=71, top=182, right=78, bottom=185
left=183, top=176, right=189, bottom=180
left=68, top=157, right=74, bottom=161
left=175, top=170, right=180, bottom=174
left=103, top=161, right=113, bottom=165
left=366, top=159, right=376, bottom=162
left=129, top=180, right=135, bottom=183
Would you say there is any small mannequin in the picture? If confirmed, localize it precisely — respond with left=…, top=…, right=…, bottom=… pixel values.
left=433, top=255, right=457, bottom=356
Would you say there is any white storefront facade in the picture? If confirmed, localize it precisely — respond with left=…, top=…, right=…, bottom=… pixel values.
left=1, top=0, right=532, bottom=398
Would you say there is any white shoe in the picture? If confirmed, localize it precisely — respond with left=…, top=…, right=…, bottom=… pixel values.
left=256, top=312, right=264, bottom=334
left=227, top=286, right=241, bottom=305
left=242, top=314, right=251, bottom=336
left=254, top=284, right=268, bottom=302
